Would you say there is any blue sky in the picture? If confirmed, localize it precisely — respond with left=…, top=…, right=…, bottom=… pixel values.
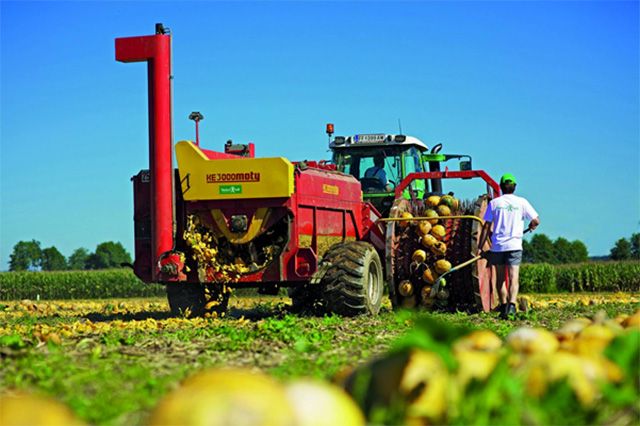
left=1, top=1, right=638, bottom=268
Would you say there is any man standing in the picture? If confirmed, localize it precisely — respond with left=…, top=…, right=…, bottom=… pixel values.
left=478, top=173, right=540, bottom=319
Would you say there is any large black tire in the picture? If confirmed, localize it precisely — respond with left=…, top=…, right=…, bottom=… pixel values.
left=167, top=284, right=229, bottom=318
left=320, top=241, right=384, bottom=316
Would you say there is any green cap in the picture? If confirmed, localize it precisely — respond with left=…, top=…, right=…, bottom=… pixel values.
left=500, top=173, right=517, bottom=185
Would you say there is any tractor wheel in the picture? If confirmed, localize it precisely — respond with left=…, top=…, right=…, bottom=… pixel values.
left=320, top=241, right=384, bottom=316
left=167, top=284, right=229, bottom=318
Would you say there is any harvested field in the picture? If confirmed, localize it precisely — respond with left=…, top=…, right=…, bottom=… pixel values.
left=1, top=293, right=638, bottom=425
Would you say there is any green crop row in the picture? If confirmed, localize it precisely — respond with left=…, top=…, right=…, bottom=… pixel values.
left=520, top=261, right=640, bottom=293
left=1, top=261, right=638, bottom=301
left=0, top=269, right=165, bottom=301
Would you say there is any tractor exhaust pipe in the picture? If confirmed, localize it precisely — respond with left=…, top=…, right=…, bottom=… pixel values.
left=428, top=144, right=443, bottom=194
left=116, top=24, right=174, bottom=281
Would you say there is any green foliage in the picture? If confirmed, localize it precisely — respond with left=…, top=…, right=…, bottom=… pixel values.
left=68, top=248, right=90, bottom=270
left=9, top=240, right=134, bottom=271
left=392, top=315, right=471, bottom=370
left=527, top=234, right=555, bottom=263
left=86, top=242, right=132, bottom=269
left=554, top=262, right=640, bottom=293
left=453, top=358, right=526, bottom=426
left=610, top=238, right=632, bottom=260
left=9, top=240, right=42, bottom=271
left=0, top=269, right=164, bottom=300
left=522, top=239, right=533, bottom=263
left=569, top=240, right=589, bottom=263
left=605, top=331, right=639, bottom=381
left=41, top=246, right=67, bottom=271
left=524, top=234, right=590, bottom=264
left=552, top=237, right=573, bottom=264
left=2, top=262, right=637, bottom=301
left=520, top=261, right=640, bottom=293
left=519, top=263, right=557, bottom=293
left=631, top=233, right=640, bottom=260
left=609, top=233, right=640, bottom=261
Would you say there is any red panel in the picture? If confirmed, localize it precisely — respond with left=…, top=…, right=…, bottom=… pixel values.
left=477, top=258, right=494, bottom=312
left=316, top=210, right=345, bottom=237
left=116, top=32, right=174, bottom=281
left=115, top=35, right=157, bottom=62
left=295, top=170, right=362, bottom=213
left=297, top=206, right=314, bottom=238
left=345, top=210, right=357, bottom=239
left=395, top=170, right=501, bottom=199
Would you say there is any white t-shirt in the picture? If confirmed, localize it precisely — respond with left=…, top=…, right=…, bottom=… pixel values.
left=483, top=194, right=538, bottom=252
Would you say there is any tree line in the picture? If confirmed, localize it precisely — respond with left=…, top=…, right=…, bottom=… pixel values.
left=522, top=234, right=589, bottom=264
left=8, top=240, right=132, bottom=271
left=7, top=232, right=638, bottom=271
left=609, top=233, right=640, bottom=261
left=522, top=232, right=639, bottom=264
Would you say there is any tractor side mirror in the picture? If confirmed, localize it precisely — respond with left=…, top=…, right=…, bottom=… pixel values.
left=459, top=160, right=472, bottom=171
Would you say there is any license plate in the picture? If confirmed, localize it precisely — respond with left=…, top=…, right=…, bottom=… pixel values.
left=355, top=134, right=386, bottom=143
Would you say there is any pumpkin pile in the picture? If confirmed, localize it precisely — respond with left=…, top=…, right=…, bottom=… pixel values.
left=395, top=194, right=461, bottom=309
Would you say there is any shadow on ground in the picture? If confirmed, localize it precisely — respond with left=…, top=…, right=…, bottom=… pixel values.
left=82, top=299, right=305, bottom=323
left=84, top=311, right=175, bottom=322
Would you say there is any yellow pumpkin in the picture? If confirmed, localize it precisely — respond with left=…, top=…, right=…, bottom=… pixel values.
left=434, top=259, right=452, bottom=275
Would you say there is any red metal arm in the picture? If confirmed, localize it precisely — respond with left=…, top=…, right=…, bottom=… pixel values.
left=394, top=170, right=501, bottom=199
left=116, top=31, right=173, bottom=281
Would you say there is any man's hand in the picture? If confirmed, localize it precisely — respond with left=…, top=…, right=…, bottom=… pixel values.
left=528, top=217, right=541, bottom=232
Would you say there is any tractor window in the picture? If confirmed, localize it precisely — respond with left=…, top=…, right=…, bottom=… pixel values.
left=333, top=150, right=400, bottom=192
left=402, top=148, right=426, bottom=199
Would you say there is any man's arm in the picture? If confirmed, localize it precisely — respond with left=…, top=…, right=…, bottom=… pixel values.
left=477, top=221, right=492, bottom=256
left=522, top=198, right=539, bottom=232
left=528, top=216, right=540, bottom=232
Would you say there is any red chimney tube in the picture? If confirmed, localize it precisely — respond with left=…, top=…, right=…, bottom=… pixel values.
left=115, top=27, right=174, bottom=281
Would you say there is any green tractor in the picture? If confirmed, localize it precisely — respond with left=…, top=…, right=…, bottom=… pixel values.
left=328, top=126, right=501, bottom=312
left=329, top=129, right=474, bottom=214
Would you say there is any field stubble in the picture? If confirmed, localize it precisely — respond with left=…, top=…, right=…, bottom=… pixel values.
left=0, top=292, right=638, bottom=425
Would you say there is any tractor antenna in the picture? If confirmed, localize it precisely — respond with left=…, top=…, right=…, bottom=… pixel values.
left=398, top=118, right=403, bottom=135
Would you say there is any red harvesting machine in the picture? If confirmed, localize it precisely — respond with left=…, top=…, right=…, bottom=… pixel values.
left=117, top=24, right=386, bottom=316
left=116, top=24, right=503, bottom=316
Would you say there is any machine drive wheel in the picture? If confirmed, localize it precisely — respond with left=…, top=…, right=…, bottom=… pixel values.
left=167, top=284, right=229, bottom=318
left=320, top=241, right=384, bottom=316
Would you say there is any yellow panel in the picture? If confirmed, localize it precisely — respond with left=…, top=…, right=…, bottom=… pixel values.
left=175, top=141, right=294, bottom=200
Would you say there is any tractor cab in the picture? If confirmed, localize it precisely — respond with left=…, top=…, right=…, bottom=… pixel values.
left=330, top=133, right=428, bottom=215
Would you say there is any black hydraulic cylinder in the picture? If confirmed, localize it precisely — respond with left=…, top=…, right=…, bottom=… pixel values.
left=429, top=161, right=442, bottom=194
